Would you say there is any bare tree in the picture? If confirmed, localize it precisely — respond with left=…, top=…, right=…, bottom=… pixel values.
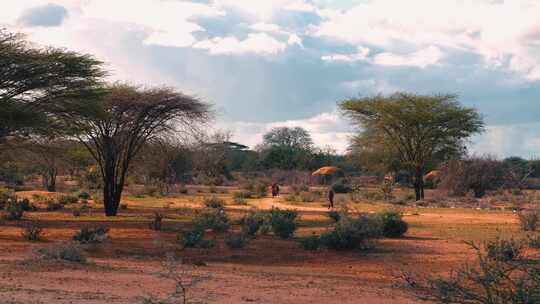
left=74, top=84, right=211, bottom=216
left=24, top=137, right=68, bottom=192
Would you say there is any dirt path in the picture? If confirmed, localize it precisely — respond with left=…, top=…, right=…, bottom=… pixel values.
left=230, top=197, right=330, bottom=212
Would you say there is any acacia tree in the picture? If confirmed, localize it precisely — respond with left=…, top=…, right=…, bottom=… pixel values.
left=258, top=127, right=315, bottom=170
left=340, top=93, right=484, bottom=201
left=0, top=30, right=105, bottom=142
left=74, top=84, right=210, bottom=216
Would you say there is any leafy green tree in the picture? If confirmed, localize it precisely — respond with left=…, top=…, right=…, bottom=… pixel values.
left=73, top=84, right=211, bottom=216
left=0, top=30, right=105, bottom=141
left=340, top=93, right=484, bottom=200
left=259, top=127, right=314, bottom=170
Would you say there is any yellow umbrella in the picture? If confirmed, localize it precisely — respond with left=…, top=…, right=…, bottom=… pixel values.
left=312, top=166, right=340, bottom=176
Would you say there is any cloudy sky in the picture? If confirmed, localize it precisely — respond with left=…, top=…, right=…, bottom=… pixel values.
left=2, top=0, right=540, bottom=157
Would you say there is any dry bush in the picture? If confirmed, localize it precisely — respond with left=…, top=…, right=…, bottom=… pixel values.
left=22, top=222, right=44, bottom=241
left=202, top=196, right=225, bottom=209
left=439, top=156, right=513, bottom=198
left=73, top=225, right=109, bottom=244
left=35, top=242, right=86, bottom=263
left=518, top=209, right=540, bottom=231
left=142, top=253, right=210, bottom=304
left=422, top=240, right=539, bottom=304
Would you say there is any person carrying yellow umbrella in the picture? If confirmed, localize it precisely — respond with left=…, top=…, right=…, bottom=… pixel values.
left=312, top=166, right=341, bottom=209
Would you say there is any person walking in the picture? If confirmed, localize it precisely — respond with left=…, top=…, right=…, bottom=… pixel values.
left=328, top=187, right=335, bottom=209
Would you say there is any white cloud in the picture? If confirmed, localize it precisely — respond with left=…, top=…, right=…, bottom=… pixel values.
left=250, top=22, right=281, bottom=33
left=321, top=46, right=369, bottom=62
left=81, top=0, right=224, bottom=48
left=373, top=46, right=444, bottom=68
left=215, top=0, right=314, bottom=20
left=219, top=112, right=354, bottom=153
left=284, top=1, right=317, bottom=12
left=194, top=33, right=287, bottom=55
left=470, top=122, right=540, bottom=158
left=287, top=34, right=303, bottom=47
left=314, top=0, right=540, bottom=80
left=341, top=79, right=400, bottom=94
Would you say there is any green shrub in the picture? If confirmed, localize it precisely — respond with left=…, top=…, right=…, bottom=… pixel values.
left=259, top=223, right=271, bottom=235
left=19, top=198, right=37, bottom=211
left=320, top=214, right=382, bottom=250
left=242, top=179, right=269, bottom=198
left=270, top=208, right=297, bottom=239
left=240, top=212, right=266, bottom=237
left=380, top=210, right=408, bottom=238
left=3, top=201, right=24, bottom=220
left=73, top=225, right=109, bottom=244
left=327, top=210, right=341, bottom=222
left=46, top=201, right=64, bottom=211
left=203, top=196, right=225, bottom=209
left=77, top=192, right=91, bottom=200
left=22, top=222, right=43, bottom=241
left=178, top=185, right=189, bottom=194
left=58, top=195, right=78, bottom=205
left=177, top=229, right=215, bottom=249
left=35, top=242, right=86, bottom=263
left=486, top=237, right=524, bottom=262
left=331, top=179, right=352, bottom=194
left=193, top=209, right=230, bottom=232
left=299, top=234, right=321, bottom=251
left=225, top=233, right=249, bottom=249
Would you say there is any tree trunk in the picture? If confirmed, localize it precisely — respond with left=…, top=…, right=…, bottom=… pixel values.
left=42, top=168, right=57, bottom=192
left=103, top=180, right=123, bottom=216
left=102, top=169, right=124, bottom=216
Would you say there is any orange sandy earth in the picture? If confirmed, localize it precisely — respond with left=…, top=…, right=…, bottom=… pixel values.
left=0, top=191, right=521, bottom=304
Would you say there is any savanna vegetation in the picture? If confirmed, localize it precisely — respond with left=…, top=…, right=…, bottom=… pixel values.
left=3, top=29, right=540, bottom=304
